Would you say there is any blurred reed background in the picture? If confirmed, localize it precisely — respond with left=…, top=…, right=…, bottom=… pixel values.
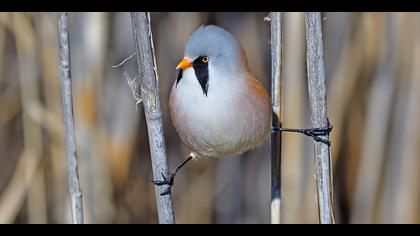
left=0, top=12, right=419, bottom=224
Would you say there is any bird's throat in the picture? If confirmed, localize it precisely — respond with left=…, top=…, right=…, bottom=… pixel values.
left=175, top=56, right=210, bottom=96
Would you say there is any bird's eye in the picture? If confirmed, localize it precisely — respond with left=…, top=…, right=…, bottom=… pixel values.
left=202, top=56, right=209, bottom=63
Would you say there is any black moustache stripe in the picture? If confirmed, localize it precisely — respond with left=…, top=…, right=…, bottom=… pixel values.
left=192, top=56, right=209, bottom=96
left=176, top=69, right=183, bottom=87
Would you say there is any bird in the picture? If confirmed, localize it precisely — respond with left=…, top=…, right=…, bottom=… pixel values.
left=152, top=25, right=331, bottom=195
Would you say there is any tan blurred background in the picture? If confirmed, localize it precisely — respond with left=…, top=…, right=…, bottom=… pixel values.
left=0, top=12, right=419, bottom=224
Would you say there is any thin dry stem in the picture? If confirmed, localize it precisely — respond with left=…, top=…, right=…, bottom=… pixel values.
left=58, top=12, right=84, bottom=224
left=305, top=12, right=335, bottom=224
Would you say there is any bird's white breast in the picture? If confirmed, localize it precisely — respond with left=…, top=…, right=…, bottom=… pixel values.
left=169, top=67, right=271, bottom=158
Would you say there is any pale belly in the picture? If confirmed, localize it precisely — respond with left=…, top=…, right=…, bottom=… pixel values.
left=169, top=74, right=272, bottom=158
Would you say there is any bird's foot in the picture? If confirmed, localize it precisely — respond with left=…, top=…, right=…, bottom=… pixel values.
left=273, top=119, right=333, bottom=146
left=301, top=126, right=332, bottom=146
left=151, top=170, right=177, bottom=196
left=151, top=155, right=194, bottom=196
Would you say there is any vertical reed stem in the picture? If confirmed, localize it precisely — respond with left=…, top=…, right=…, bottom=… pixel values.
left=58, top=12, right=84, bottom=224
left=130, top=12, right=175, bottom=224
left=304, top=12, right=335, bottom=224
left=270, top=12, right=283, bottom=224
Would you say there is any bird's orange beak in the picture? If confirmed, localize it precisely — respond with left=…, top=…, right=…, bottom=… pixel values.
left=176, top=58, right=193, bottom=69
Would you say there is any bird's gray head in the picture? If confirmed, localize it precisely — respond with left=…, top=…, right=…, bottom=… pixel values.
left=184, top=25, right=247, bottom=73
left=176, top=25, right=248, bottom=96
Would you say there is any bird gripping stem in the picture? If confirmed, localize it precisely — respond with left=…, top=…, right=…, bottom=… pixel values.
left=273, top=118, right=332, bottom=146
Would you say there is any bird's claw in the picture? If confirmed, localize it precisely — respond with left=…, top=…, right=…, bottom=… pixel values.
left=309, top=134, right=331, bottom=146
left=273, top=119, right=333, bottom=146
left=302, top=122, right=332, bottom=146
left=151, top=172, right=170, bottom=186
left=151, top=171, right=176, bottom=196
left=304, top=125, right=332, bottom=146
left=159, top=187, right=172, bottom=196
